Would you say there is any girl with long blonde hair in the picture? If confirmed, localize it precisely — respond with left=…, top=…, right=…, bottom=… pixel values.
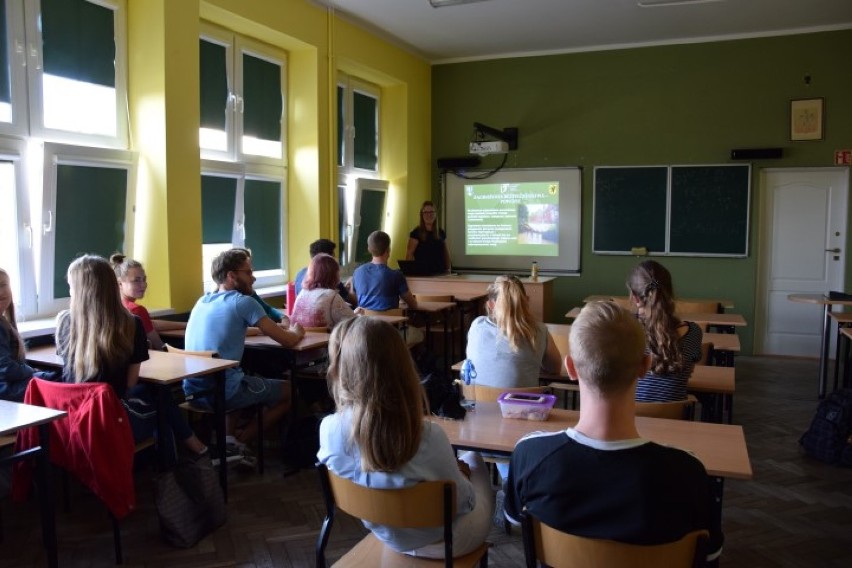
left=0, top=268, right=56, bottom=401
left=465, top=274, right=562, bottom=389
left=56, top=255, right=207, bottom=462
left=318, top=317, right=492, bottom=558
left=626, top=260, right=703, bottom=402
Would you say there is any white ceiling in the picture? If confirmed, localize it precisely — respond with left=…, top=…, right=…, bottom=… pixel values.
left=315, top=0, right=852, bottom=63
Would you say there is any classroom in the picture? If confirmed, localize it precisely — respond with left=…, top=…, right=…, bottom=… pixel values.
left=2, top=1, right=852, bottom=566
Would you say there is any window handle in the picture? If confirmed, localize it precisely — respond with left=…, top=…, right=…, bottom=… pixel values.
left=227, top=92, right=237, bottom=110
left=28, top=42, right=41, bottom=70
left=15, top=40, right=26, bottom=67
left=43, top=210, right=53, bottom=234
left=24, top=223, right=32, bottom=248
left=236, top=95, right=244, bottom=113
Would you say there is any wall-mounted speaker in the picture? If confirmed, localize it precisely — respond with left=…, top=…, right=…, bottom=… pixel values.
left=730, top=148, right=783, bottom=160
left=437, top=156, right=481, bottom=169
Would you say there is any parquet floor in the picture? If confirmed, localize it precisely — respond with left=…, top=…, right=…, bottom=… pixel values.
left=2, top=355, right=851, bottom=567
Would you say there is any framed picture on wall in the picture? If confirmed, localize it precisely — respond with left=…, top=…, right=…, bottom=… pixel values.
left=790, top=98, right=824, bottom=141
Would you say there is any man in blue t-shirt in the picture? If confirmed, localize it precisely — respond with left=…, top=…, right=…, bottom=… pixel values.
left=352, top=231, right=418, bottom=311
left=185, top=248, right=305, bottom=454
left=504, top=301, right=723, bottom=566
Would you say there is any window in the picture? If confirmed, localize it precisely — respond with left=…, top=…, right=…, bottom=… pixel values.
left=200, top=166, right=286, bottom=289
left=199, top=24, right=287, bottom=289
left=0, top=0, right=129, bottom=145
left=37, top=144, right=136, bottom=314
left=199, top=24, right=285, bottom=164
left=337, top=73, right=384, bottom=268
left=0, top=0, right=131, bottom=319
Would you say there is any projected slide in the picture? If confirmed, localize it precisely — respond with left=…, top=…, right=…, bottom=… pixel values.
left=464, top=181, right=559, bottom=256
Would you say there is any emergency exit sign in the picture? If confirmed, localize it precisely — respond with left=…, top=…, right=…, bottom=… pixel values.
left=835, top=150, right=852, bottom=165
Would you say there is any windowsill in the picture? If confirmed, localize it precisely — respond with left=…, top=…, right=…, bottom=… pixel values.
left=18, top=307, right=175, bottom=340
left=255, top=284, right=287, bottom=299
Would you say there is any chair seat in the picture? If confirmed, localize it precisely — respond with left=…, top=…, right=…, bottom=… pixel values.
left=334, top=533, right=489, bottom=567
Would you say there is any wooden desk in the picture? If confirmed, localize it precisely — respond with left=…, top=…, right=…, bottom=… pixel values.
left=584, top=295, right=735, bottom=310
left=788, top=294, right=852, bottom=398
left=25, top=346, right=239, bottom=498
left=404, top=300, right=457, bottom=364
left=406, top=274, right=554, bottom=321
left=1, top=400, right=68, bottom=568
left=565, top=307, right=747, bottom=330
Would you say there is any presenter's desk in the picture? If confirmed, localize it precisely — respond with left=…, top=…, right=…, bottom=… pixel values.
left=1, top=400, right=67, bottom=568
left=406, top=274, right=554, bottom=321
left=431, top=402, right=751, bottom=521
left=25, top=346, right=239, bottom=498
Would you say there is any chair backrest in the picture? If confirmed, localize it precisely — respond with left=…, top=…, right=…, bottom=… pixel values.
left=695, top=342, right=714, bottom=366
left=164, top=344, right=219, bottom=358
left=315, top=464, right=456, bottom=567
left=520, top=512, right=708, bottom=568
left=675, top=300, right=721, bottom=315
left=545, top=323, right=570, bottom=360
left=415, top=294, right=454, bottom=303
left=302, top=326, right=330, bottom=333
left=361, top=308, right=405, bottom=317
left=462, top=383, right=549, bottom=403
left=634, top=395, right=697, bottom=420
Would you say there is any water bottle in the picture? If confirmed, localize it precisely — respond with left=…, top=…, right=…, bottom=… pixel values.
left=530, top=261, right=539, bottom=282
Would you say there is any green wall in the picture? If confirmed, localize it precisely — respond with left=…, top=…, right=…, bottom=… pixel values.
left=432, top=30, right=852, bottom=354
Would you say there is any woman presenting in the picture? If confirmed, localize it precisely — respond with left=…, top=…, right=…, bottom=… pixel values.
left=406, top=200, right=451, bottom=274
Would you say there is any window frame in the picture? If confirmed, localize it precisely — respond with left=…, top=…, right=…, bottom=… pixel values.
left=36, top=142, right=136, bottom=315
left=337, top=72, right=380, bottom=177
left=0, top=0, right=28, bottom=137
left=23, top=0, right=129, bottom=148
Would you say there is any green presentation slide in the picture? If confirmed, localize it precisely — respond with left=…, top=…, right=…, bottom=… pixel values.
left=463, top=181, right=559, bottom=256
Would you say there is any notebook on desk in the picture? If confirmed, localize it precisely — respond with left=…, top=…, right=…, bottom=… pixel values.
left=397, top=260, right=438, bottom=277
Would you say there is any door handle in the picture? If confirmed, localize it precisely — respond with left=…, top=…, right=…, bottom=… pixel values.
left=825, top=248, right=841, bottom=253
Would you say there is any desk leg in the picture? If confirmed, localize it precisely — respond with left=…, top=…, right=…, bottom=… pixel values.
left=445, top=308, right=452, bottom=374
left=213, top=370, right=228, bottom=501
left=819, top=304, right=831, bottom=399
left=36, top=424, right=58, bottom=568
left=710, top=476, right=724, bottom=553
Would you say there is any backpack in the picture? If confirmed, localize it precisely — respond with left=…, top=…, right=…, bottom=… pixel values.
left=799, top=389, right=852, bottom=466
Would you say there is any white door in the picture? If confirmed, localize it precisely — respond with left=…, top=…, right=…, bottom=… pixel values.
left=758, top=168, right=849, bottom=356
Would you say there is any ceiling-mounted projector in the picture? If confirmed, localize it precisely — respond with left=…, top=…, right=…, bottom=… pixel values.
left=470, top=140, right=509, bottom=155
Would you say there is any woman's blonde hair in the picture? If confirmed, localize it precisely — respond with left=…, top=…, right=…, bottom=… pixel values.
left=0, top=268, right=23, bottom=360
left=57, top=255, right=137, bottom=383
left=487, top=275, right=538, bottom=352
left=626, top=260, right=681, bottom=375
left=326, top=317, right=428, bottom=472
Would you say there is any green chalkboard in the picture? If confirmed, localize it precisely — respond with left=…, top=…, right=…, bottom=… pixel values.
left=593, top=164, right=750, bottom=257
left=593, top=167, right=667, bottom=253
left=670, top=165, right=750, bottom=255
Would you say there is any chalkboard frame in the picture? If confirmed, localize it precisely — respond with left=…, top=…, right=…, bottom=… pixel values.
left=593, top=164, right=751, bottom=257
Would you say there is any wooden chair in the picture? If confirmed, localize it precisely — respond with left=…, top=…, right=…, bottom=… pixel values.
left=696, top=342, right=714, bottom=366
left=675, top=300, right=721, bottom=315
left=315, top=463, right=489, bottom=568
left=166, top=344, right=265, bottom=474
left=520, top=511, right=708, bottom=568
left=302, top=326, right=330, bottom=333
left=634, top=395, right=698, bottom=420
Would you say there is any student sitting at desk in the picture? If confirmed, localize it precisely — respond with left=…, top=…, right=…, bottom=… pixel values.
left=318, top=317, right=492, bottom=559
left=291, top=253, right=354, bottom=330
left=184, top=248, right=304, bottom=461
left=293, top=239, right=356, bottom=305
left=626, top=260, right=703, bottom=402
left=0, top=268, right=57, bottom=402
left=56, top=255, right=208, bottom=465
left=505, top=301, right=722, bottom=565
left=110, top=253, right=186, bottom=351
left=465, top=274, right=562, bottom=389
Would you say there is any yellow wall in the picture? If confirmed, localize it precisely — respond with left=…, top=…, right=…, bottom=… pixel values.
left=127, top=0, right=431, bottom=311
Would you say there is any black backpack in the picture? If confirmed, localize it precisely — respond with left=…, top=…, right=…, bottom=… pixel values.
left=799, top=389, right=852, bottom=466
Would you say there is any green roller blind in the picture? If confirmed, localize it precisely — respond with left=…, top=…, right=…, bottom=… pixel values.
left=53, top=164, right=127, bottom=298
left=242, top=53, right=281, bottom=143
left=201, top=175, right=237, bottom=244
left=200, top=39, right=228, bottom=131
left=354, top=188, right=385, bottom=264
left=0, top=1, right=10, bottom=105
left=243, top=179, right=281, bottom=270
left=353, top=91, right=377, bottom=170
left=41, top=0, right=115, bottom=87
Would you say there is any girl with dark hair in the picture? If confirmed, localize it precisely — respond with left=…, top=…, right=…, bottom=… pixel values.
left=626, top=260, right=703, bottom=402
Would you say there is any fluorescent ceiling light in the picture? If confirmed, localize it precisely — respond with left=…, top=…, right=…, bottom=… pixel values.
left=637, top=0, right=726, bottom=7
left=429, top=0, right=493, bottom=7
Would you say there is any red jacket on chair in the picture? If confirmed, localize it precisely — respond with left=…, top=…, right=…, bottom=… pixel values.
left=12, top=378, right=137, bottom=519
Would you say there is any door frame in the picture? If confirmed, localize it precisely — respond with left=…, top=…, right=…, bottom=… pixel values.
left=755, top=166, right=850, bottom=355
